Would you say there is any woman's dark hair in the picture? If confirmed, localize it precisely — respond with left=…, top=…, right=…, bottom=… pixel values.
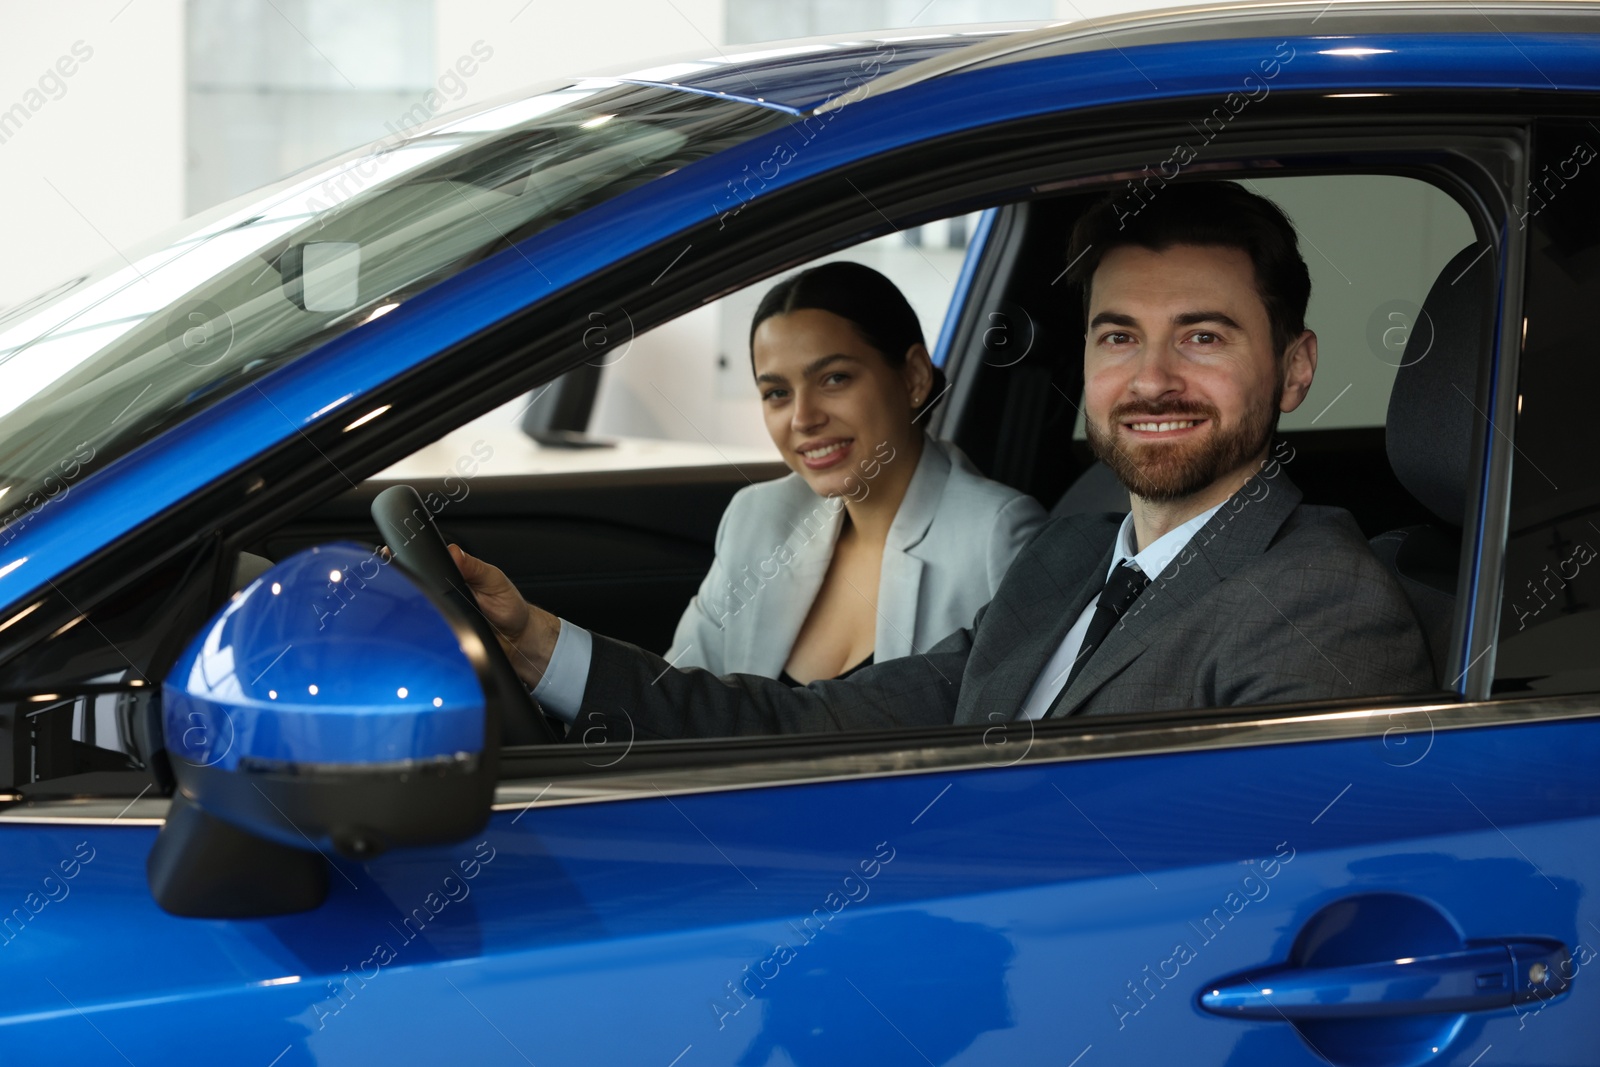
left=1065, top=180, right=1312, bottom=359
left=749, top=261, right=948, bottom=414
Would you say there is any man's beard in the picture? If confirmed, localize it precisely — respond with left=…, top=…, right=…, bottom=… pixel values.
left=1086, top=385, right=1281, bottom=504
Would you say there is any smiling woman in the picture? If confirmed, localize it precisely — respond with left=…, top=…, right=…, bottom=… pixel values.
left=662, top=261, right=1046, bottom=685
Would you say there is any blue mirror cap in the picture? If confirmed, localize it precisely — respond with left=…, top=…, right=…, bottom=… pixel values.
left=163, top=542, right=486, bottom=771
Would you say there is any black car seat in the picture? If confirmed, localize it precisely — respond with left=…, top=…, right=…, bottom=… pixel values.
left=1368, top=241, right=1496, bottom=686
left=1050, top=458, right=1128, bottom=518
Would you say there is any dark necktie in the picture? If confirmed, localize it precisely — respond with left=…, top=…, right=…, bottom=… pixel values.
left=1061, top=560, right=1151, bottom=692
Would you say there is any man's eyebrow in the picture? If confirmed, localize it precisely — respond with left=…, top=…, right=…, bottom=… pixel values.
left=1173, top=310, right=1244, bottom=331
left=755, top=353, right=857, bottom=385
left=1088, top=311, right=1137, bottom=330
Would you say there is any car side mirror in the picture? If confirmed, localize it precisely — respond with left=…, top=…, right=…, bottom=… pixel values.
left=147, top=542, right=502, bottom=917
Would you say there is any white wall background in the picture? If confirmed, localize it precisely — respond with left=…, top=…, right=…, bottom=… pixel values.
left=434, top=0, right=726, bottom=107
left=0, top=0, right=731, bottom=311
left=0, top=0, right=185, bottom=313
left=0, top=0, right=1195, bottom=312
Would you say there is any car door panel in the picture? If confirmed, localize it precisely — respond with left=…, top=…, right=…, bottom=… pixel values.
left=6, top=709, right=1593, bottom=1064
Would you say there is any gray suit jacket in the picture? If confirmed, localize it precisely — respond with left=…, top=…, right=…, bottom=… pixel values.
left=578, top=467, right=1435, bottom=738
left=668, top=436, right=1046, bottom=676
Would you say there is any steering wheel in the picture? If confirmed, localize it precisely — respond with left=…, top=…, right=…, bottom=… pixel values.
left=371, top=484, right=560, bottom=746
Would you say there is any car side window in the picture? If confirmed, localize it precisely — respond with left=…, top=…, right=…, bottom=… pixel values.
left=284, top=138, right=1510, bottom=766
left=1494, top=118, right=1600, bottom=696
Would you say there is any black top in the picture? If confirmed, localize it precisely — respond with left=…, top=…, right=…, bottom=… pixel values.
left=779, top=653, right=874, bottom=687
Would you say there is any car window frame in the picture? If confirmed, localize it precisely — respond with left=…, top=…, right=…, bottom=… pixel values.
left=0, top=90, right=1545, bottom=815
left=1489, top=113, right=1600, bottom=698
left=249, top=104, right=1538, bottom=791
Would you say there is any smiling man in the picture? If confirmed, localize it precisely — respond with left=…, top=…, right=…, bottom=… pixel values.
left=453, top=180, right=1434, bottom=737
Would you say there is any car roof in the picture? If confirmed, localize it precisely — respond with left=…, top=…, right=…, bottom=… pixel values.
left=895, top=0, right=1600, bottom=90
left=600, top=0, right=1600, bottom=115
left=599, top=25, right=1043, bottom=112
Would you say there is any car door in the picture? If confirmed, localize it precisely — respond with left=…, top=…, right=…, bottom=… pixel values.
left=4, top=32, right=1600, bottom=1067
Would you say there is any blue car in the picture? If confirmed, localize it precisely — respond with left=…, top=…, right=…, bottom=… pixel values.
left=2, top=2, right=1599, bottom=1063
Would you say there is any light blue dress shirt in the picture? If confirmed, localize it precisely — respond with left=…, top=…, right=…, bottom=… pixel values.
left=530, top=619, right=591, bottom=722
left=534, top=502, right=1224, bottom=725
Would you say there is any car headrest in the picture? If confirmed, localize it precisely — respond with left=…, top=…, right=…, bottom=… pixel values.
left=1384, top=242, right=1495, bottom=528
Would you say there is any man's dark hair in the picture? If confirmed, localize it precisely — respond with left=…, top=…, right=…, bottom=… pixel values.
left=1065, top=181, right=1312, bottom=358
left=750, top=260, right=948, bottom=410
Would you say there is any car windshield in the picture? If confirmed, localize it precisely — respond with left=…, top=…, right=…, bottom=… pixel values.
left=0, top=80, right=782, bottom=538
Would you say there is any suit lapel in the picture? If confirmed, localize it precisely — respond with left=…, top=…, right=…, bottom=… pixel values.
left=1044, top=544, right=1220, bottom=718
left=875, top=552, right=923, bottom=661
left=954, top=517, right=1117, bottom=725
left=731, top=437, right=946, bottom=674
left=1046, top=469, right=1304, bottom=718
left=734, top=503, right=842, bottom=676
left=876, top=440, right=951, bottom=661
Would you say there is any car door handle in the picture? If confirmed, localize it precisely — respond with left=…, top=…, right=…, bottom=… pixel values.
left=1200, top=939, right=1571, bottom=1019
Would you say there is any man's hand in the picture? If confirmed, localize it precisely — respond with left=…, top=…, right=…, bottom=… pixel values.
left=448, top=543, right=561, bottom=687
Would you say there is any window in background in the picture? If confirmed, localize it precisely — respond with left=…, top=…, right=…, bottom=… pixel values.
left=186, top=0, right=434, bottom=214
left=415, top=212, right=987, bottom=481
left=725, top=0, right=1053, bottom=43
left=1257, top=174, right=1476, bottom=432
left=589, top=212, right=985, bottom=453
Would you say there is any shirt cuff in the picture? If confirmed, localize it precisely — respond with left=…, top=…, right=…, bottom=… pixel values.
left=529, top=618, right=592, bottom=723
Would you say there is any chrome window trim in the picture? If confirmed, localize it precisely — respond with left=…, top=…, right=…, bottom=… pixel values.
left=491, top=694, right=1597, bottom=812
left=0, top=793, right=167, bottom=826
left=822, top=0, right=1600, bottom=114
left=6, top=694, right=1592, bottom=825
left=1459, top=125, right=1530, bottom=699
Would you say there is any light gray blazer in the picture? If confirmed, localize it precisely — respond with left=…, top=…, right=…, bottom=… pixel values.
left=668, top=436, right=1047, bottom=678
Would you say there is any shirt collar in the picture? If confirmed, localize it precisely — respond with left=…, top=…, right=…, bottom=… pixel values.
left=1108, top=501, right=1227, bottom=583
